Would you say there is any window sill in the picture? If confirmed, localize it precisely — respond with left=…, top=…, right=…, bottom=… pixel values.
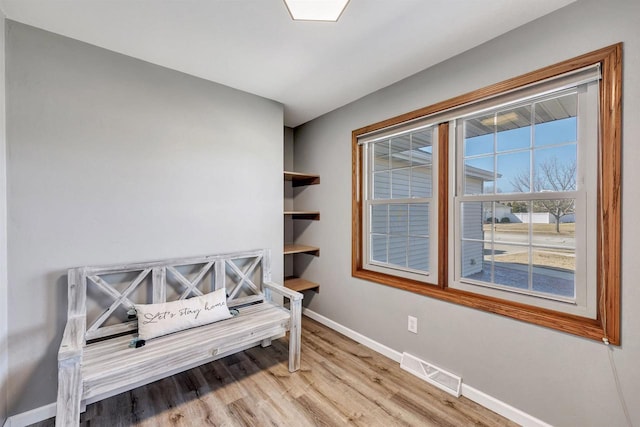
left=352, top=266, right=613, bottom=344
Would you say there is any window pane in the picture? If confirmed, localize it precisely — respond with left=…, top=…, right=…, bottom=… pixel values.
left=370, top=201, right=430, bottom=274
left=531, top=199, right=575, bottom=246
left=389, top=204, right=408, bottom=235
left=373, top=171, right=390, bottom=199
left=408, top=237, right=429, bottom=271
left=492, top=222, right=530, bottom=246
left=388, top=236, right=407, bottom=267
left=464, top=114, right=494, bottom=156
left=503, top=201, right=531, bottom=223
left=497, top=151, right=530, bottom=193
left=534, top=93, right=577, bottom=147
left=371, top=204, right=388, bottom=234
left=390, top=135, right=411, bottom=168
left=411, top=129, right=433, bottom=167
left=491, top=206, right=531, bottom=246
left=461, top=240, right=488, bottom=280
left=391, top=168, right=410, bottom=198
left=464, top=156, right=494, bottom=195
left=373, top=141, right=390, bottom=171
left=461, top=201, right=488, bottom=240
left=533, top=146, right=577, bottom=192
left=491, top=205, right=531, bottom=244
left=371, top=234, right=387, bottom=263
left=491, top=245, right=531, bottom=291
left=531, top=248, right=575, bottom=298
left=409, top=203, right=429, bottom=236
left=497, top=105, right=531, bottom=152
left=411, top=166, right=432, bottom=198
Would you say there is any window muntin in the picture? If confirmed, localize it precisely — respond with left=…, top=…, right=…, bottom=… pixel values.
left=363, top=125, right=438, bottom=281
left=452, top=85, right=598, bottom=317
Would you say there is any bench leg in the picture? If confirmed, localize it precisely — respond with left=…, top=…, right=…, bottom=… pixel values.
left=288, top=298, right=302, bottom=372
left=261, top=338, right=272, bottom=347
left=56, top=357, right=82, bottom=427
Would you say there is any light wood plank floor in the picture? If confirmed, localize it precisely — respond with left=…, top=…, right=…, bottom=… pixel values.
left=36, top=318, right=517, bottom=426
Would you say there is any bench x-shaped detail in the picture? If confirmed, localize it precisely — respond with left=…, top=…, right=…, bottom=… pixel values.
left=226, top=255, right=262, bottom=300
left=166, top=261, right=214, bottom=300
left=87, top=268, right=152, bottom=332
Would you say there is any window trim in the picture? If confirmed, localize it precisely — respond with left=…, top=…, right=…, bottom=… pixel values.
left=352, top=44, right=622, bottom=344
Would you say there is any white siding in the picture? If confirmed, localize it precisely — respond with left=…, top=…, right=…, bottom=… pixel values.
left=461, top=179, right=484, bottom=277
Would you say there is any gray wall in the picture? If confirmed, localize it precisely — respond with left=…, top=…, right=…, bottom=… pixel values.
left=293, top=0, right=639, bottom=425
left=5, top=21, right=283, bottom=414
left=0, top=13, right=8, bottom=427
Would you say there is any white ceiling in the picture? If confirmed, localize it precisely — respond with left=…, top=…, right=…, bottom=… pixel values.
left=0, top=0, right=575, bottom=127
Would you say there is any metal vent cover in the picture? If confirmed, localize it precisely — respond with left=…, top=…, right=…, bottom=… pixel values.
left=400, top=352, right=462, bottom=397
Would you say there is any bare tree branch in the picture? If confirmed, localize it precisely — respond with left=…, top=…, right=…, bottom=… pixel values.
left=510, top=156, right=576, bottom=232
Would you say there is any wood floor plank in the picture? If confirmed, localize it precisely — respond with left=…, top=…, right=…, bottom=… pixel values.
left=225, top=355, right=315, bottom=427
left=300, top=346, right=450, bottom=427
left=301, top=319, right=509, bottom=426
left=35, top=317, right=518, bottom=427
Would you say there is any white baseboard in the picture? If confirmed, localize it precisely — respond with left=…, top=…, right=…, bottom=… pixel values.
left=303, top=308, right=552, bottom=427
left=3, top=402, right=56, bottom=427
left=461, top=384, right=553, bottom=427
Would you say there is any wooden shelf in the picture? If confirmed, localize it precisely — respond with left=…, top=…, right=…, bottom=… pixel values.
left=284, top=244, right=320, bottom=256
left=284, top=171, right=320, bottom=187
left=284, top=277, right=319, bottom=292
left=284, top=210, right=320, bottom=220
left=283, top=169, right=320, bottom=292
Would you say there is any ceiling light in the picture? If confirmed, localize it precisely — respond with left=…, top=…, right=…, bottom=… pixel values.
left=284, top=0, right=350, bottom=22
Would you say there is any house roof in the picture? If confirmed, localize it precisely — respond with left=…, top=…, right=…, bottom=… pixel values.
left=464, top=93, right=577, bottom=138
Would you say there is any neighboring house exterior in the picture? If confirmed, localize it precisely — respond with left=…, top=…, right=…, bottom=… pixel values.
left=461, top=166, right=494, bottom=277
left=514, top=212, right=576, bottom=224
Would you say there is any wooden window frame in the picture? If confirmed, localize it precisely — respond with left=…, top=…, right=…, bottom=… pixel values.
left=352, top=44, right=622, bottom=344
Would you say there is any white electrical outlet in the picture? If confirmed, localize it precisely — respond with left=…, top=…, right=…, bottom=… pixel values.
left=408, top=315, right=418, bottom=333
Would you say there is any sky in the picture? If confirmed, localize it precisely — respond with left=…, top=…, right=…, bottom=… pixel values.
left=464, top=116, right=577, bottom=194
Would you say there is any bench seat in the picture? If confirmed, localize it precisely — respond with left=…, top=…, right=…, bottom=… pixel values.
left=81, top=301, right=290, bottom=403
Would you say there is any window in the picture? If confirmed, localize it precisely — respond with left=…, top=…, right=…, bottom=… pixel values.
left=361, top=125, right=438, bottom=282
left=452, top=85, right=598, bottom=318
left=352, top=44, right=622, bottom=344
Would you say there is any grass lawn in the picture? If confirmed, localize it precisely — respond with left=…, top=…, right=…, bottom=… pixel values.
left=484, top=222, right=575, bottom=236
left=492, top=250, right=575, bottom=270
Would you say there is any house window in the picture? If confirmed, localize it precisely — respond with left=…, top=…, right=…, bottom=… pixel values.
left=352, top=44, right=622, bottom=343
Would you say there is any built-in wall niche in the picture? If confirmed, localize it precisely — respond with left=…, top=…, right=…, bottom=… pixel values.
left=284, top=171, right=320, bottom=292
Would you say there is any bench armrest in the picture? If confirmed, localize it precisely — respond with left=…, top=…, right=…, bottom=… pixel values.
left=264, top=282, right=303, bottom=302
left=264, top=282, right=302, bottom=372
left=58, top=315, right=85, bottom=361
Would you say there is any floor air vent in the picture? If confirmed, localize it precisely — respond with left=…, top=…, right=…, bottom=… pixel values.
left=400, top=352, right=462, bottom=397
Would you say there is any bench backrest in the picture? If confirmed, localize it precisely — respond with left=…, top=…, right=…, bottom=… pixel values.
left=67, top=249, right=271, bottom=343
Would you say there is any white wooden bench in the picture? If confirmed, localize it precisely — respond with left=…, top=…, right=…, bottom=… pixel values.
left=55, top=249, right=303, bottom=426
